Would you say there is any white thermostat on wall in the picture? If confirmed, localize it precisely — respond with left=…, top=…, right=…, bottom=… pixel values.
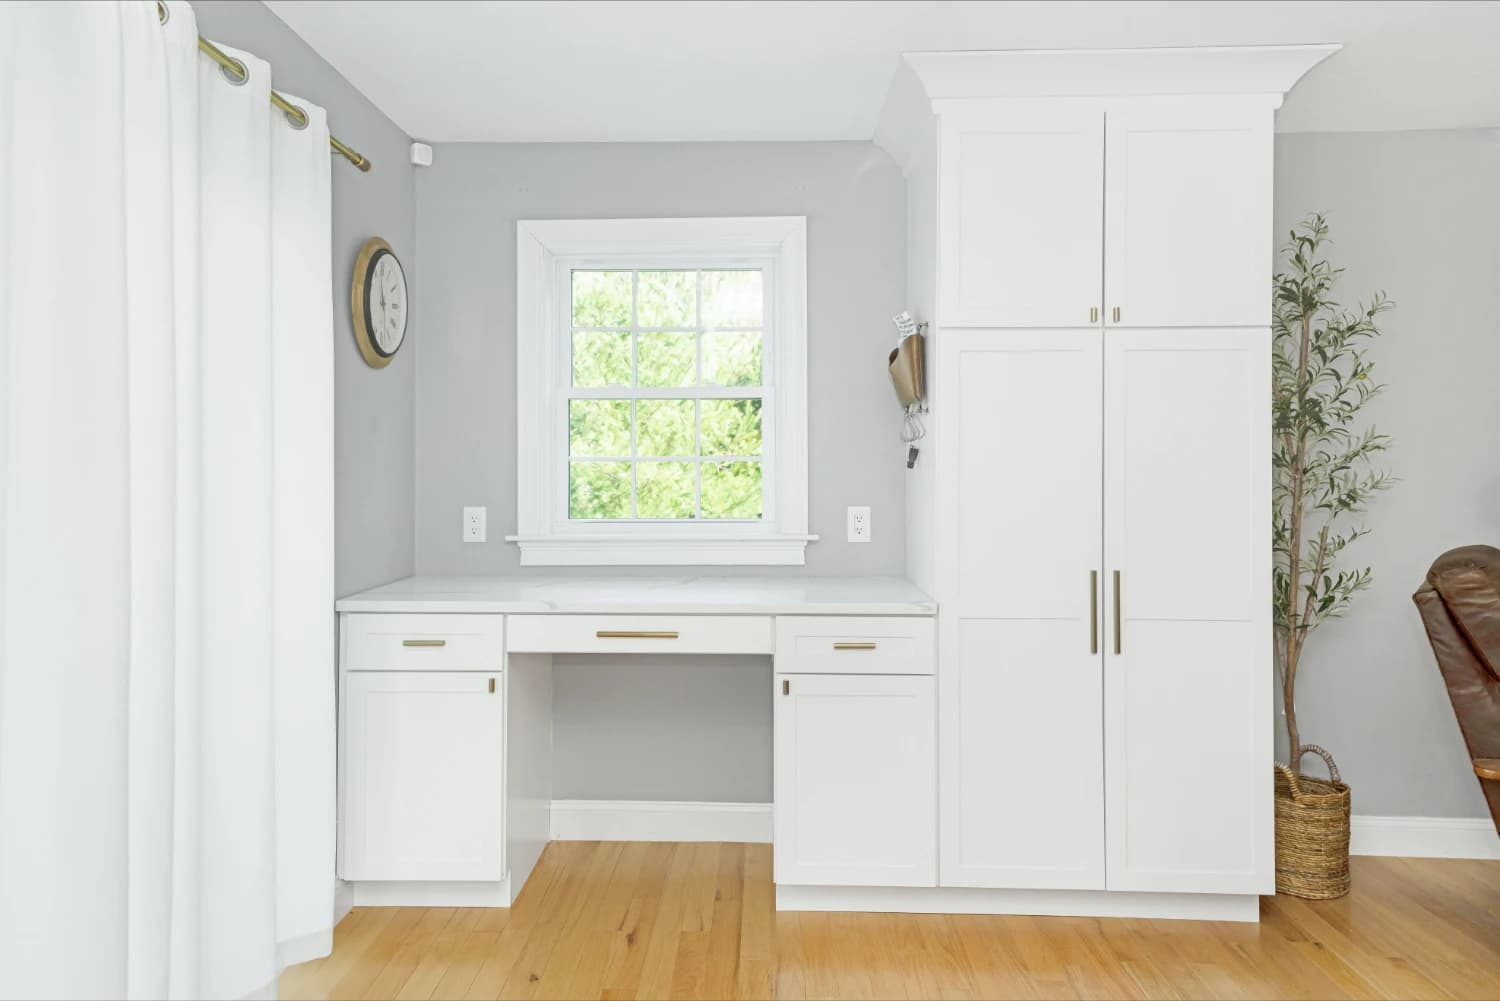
left=410, top=142, right=433, bottom=167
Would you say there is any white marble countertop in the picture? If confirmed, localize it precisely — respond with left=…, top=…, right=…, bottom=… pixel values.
left=336, top=575, right=936, bottom=616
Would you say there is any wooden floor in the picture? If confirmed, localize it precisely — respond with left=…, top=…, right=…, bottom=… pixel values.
left=282, top=842, right=1500, bottom=1001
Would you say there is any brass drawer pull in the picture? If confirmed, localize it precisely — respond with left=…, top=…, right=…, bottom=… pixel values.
left=402, top=639, right=447, bottom=648
left=596, top=630, right=679, bottom=639
left=1113, top=570, right=1122, bottom=655
left=832, top=642, right=877, bottom=651
left=1090, top=570, right=1099, bottom=654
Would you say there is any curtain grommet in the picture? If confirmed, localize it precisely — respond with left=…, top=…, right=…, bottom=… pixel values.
left=284, top=106, right=309, bottom=130
left=220, top=56, right=248, bottom=86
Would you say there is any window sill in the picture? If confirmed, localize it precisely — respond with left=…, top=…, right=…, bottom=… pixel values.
left=506, top=534, right=817, bottom=567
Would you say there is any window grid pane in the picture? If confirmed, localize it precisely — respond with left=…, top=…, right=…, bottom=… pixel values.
left=567, top=266, right=766, bottom=522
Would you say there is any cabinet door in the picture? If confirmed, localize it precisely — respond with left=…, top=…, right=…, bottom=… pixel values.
left=939, top=105, right=1104, bottom=327
left=341, top=671, right=505, bottom=881
left=774, top=673, right=936, bottom=887
left=938, top=330, right=1106, bottom=889
left=1104, top=101, right=1273, bottom=328
left=1103, top=329, right=1272, bottom=894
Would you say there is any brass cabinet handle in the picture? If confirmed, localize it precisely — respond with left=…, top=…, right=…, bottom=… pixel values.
left=488, top=677, right=496, bottom=694
left=596, top=630, right=679, bottom=639
left=783, top=679, right=790, bottom=696
left=1089, top=306, right=1098, bottom=323
left=1112, top=570, right=1122, bottom=655
left=1090, top=570, right=1099, bottom=654
left=402, top=639, right=446, bottom=647
left=833, top=642, right=877, bottom=651
left=1112, top=306, right=1121, bottom=323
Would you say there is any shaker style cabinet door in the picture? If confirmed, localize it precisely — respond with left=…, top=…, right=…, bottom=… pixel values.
left=939, top=105, right=1104, bottom=328
left=937, top=329, right=1106, bottom=890
left=1104, top=100, right=1274, bottom=328
left=1102, top=329, right=1273, bottom=894
left=341, top=671, right=506, bottom=881
left=773, top=673, right=936, bottom=887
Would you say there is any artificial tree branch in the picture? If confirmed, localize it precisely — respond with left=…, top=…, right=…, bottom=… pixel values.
left=1271, top=214, right=1393, bottom=776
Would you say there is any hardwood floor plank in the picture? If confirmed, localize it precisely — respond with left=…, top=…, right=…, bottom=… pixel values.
left=280, top=845, right=1500, bottom=1001
left=502, top=842, right=625, bottom=1000
left=734, top=844, right=775, bottom=1001
left=459, top=845, right=568, bottom=1001
left=359, top=908, right=459, bottom=1001
left=633, top=844, right=696, bottom=1001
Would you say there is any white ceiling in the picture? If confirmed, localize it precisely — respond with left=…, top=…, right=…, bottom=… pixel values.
left=262, top=0, right=1500, bottom=142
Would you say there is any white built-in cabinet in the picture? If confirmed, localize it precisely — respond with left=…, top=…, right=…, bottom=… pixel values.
left=938, top=330, right=1106, bottom=889
left=938, top=98, right=1274, bottom=330
left=1103, top=330, right=1271, bottom=892
left=939, top=106, right=1104, bottom=327
left=342, top=671, right=506, bottom=881
left=1104, top=101, right=1274, bottom=327
left=773, top=673, right=936, bottom=887
left=890, top=46, right=1331, bottom=902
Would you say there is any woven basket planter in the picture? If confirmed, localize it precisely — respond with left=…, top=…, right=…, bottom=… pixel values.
left=1274, top=744, right=1351, bottom=899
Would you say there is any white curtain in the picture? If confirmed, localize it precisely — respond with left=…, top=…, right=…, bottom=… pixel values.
left=0, top=2, right=336, bottom=998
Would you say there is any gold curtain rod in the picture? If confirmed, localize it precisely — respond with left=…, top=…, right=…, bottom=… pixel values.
left=156, top=1, right=371, bottom=172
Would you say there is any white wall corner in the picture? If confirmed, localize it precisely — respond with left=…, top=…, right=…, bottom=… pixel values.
left=874, top=56, right=936, bottom=177
left=1350, top=814, right=1500, bottom=860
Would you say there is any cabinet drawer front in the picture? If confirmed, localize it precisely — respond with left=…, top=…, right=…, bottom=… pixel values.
left=775, top=616, right=935, bottom=675
left=345, top=613, right=505, bottom=671
left=506, top=615, right=773, bottom=654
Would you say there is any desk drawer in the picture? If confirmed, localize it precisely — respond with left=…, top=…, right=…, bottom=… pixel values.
left=775, top=616, right=935, bottom=675
left=506, top=615, right=773, bottom=655
left=344, top=613, right=505, bottom=671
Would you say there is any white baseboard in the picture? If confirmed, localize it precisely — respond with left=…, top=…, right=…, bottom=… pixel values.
left=550, top=799, right=772, bottom=843
left=351, top=878, right=512, bottom=907
left=333, top=879, right=354, bottom=924
left=776, top=885, right=1261, bottom=923
left=1350, top=814, right=1500, bottom=859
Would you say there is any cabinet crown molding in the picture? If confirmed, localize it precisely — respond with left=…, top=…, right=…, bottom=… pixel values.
left=875, top=44, right=1341, bottom=174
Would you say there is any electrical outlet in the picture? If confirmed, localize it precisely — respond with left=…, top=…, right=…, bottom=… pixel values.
left=462, top=506, right=487, bottom=543
left=847, top=506, right=871, bottom=543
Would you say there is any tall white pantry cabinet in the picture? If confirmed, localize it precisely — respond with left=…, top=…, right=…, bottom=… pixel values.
left=878, top=47, right=1339, bottom=900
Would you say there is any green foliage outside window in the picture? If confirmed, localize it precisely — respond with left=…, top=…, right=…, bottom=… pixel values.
left=566, top=268, right=766, bottom=521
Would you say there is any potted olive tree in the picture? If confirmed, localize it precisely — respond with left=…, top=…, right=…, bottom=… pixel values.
left=1271, top=214, right=1394, bottom=899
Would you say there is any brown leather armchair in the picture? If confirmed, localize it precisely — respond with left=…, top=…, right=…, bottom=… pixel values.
left=1413, top=545, right=1500, bottom=833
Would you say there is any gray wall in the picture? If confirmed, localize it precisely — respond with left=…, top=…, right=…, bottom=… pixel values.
left=552, top=656, right=772, bottom=802
left=412, top=142, right=905, bottom=801
left=193, top=1, right=416, bottom=597
left=412, top=142, right=908, bottom=578
left=1273, top=129, right=1500, bottom=819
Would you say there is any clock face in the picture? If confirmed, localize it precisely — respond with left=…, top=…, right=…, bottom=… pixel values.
left=366, top=251, right=407, bottom=355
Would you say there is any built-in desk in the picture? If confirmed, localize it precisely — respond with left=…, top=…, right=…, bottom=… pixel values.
left=334, top=574, right=937, bottom=616
left=334, top=575, right=938, bottom=909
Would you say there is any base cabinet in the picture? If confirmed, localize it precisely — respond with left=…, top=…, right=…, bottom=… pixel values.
left=341, top=671, right=505, bottom=881
left=773, top=673, right=936, bottom=887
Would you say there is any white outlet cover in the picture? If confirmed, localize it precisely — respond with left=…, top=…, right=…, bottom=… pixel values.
left=462, top=505, right=487, bottom=543
left=847, top=505, right=871, bottom=543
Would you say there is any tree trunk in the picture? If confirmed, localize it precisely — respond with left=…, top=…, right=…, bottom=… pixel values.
left=1282, top=310, right=1314, bottom=773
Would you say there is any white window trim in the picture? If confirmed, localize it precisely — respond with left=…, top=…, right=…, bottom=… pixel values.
left=510, top=217, right=812, bottom=566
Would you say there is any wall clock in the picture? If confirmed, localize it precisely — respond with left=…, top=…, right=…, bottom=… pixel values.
left=350, top=237, right=408, bottom=368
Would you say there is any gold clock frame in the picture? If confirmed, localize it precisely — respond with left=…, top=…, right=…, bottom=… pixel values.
left=351, top=236, right=405, bottom=369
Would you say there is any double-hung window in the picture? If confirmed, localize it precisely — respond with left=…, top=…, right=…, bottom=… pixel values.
left=513, top=218, right=810, bottom=565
